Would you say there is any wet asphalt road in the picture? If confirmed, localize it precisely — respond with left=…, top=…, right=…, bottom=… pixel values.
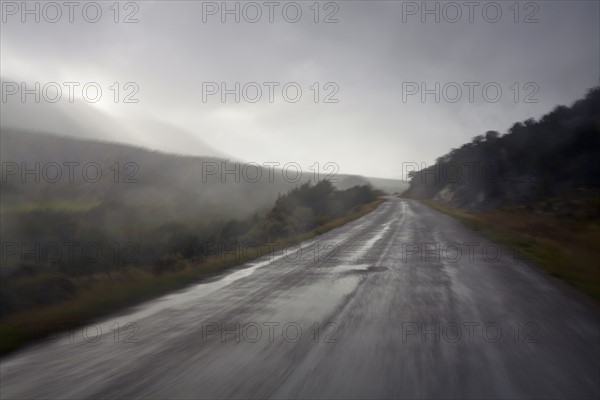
left=1, top=198, right=599, bottom=399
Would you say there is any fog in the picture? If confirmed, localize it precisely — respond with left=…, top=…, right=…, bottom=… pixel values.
left=1, top=0, right=598, bottom=178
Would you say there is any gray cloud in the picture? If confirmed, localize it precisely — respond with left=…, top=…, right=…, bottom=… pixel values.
left=1, top=0, right=598, bottom=178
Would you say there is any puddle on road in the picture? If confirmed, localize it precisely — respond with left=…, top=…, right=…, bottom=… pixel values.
left=331, top=263, right=370, bottom=272
left=265, top=275, right=362, bottom=322
left=331, top=264, right=389, bottom=277
left=319, top=263, right=388, bottom=274
left=348, top=266, right=388, bottom=274
left=265, top=262, right=389, bottom=322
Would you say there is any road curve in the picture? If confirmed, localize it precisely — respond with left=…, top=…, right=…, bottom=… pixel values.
left=1, top=198, right=599, bottom=399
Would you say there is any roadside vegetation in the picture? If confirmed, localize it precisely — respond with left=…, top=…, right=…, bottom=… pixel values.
left=415, top=189, right=600, bottom=302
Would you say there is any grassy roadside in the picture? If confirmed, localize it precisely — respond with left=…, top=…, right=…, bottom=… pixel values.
left=0, top=198, right=386, bottom=356
left=415, top=197, right=600, bottom=302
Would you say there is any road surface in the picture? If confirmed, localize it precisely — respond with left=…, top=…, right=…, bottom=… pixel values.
left=1, top=198, right=599, bottom=399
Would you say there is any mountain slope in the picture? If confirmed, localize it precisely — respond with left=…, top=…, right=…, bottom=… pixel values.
left=404, top=87, right=600, bottom=209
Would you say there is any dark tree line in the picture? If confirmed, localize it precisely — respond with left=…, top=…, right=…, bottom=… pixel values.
left=405, top=87, right=600, bottom=209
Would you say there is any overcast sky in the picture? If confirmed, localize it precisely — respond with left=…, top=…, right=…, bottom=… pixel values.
left=1, top=0, right=599, bottom=179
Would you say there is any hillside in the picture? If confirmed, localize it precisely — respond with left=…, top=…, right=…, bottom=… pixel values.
left=404, top=87, right=600, bottom=209
left=1, top=129, right=298, bottom=222
left=1, top=129, right=406, bottom=220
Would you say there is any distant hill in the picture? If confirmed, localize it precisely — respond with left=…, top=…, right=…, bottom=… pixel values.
left=1, top=129, right=406, bottom=221
left=0, top=77, right=226, bottom=159
left=0, top=129, right=297, bottom=222
left=404, top=87, right=600, bottom=209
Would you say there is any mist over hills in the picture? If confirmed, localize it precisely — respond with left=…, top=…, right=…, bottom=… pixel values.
left=0, top=76, right=407, bottom=206
left=1, top=129, right=297, bottom=221
left=0, top=129, right=407, bottom=221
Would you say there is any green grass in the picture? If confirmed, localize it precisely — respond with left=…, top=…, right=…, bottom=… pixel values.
left=0, top=198, right=386, bottom=356
left=417, top=198, right=600, bottom=301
